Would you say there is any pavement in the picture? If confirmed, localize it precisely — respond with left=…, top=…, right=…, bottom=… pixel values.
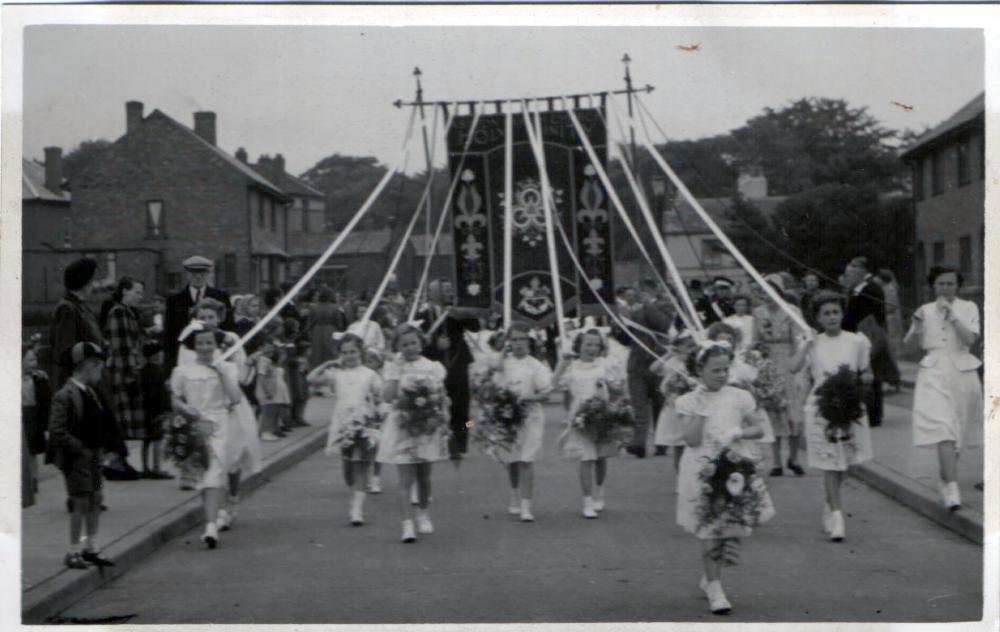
left=52, top=400, right=982, bottom=623
left=21, top=360, right=987, bottom=622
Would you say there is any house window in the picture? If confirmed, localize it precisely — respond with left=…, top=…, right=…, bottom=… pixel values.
left=932, top=240, right=945, bottom=264
left=912, top=160, right=924, bottom=201
left=957, top=137, right=971, bottom=186
left=146, top=200, right=165, bottom=238
left=301, top=201, right=310, bottom=233
left=250, top=192, right=263, bottom=228
left=259, top=257, right=271, bottom=289
left=224, top=254, right=237, bottom=287
left=959, top=235, right=972, bottom=277
left=931, top=151, right=944, bottom=196
left=265, top=197, right=276, bottom=231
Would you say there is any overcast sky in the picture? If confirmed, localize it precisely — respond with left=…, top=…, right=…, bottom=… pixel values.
left=23, top=25, right=983, bottom=175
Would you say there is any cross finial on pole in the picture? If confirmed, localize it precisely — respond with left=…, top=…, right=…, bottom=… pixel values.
left=621, top=54, right=637, bottom=171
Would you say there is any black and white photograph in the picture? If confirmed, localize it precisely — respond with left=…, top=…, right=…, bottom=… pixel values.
left=3, top=4, right=996, bottom=627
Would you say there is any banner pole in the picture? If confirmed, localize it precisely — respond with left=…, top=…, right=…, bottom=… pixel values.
left=503, top=109, right=514, bottom=330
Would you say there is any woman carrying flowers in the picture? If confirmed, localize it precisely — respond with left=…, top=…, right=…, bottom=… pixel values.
left=489, top=322, right=553, bottom=522
left=375, top=324, right=450, bottom=543
left=553, top=329, right=626, bottom=519
left=676, top=341, right=773, bottom=615
left=308, top=333, right=383, bottom=526
left=790, top=291, right=873, bottom=542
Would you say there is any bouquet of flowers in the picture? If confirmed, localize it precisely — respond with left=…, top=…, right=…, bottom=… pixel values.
left=472, top=372, right=528, bottom=454
left=396, top=376, right=448, bottom=438
left=814, top=364, right=865, bottom=443
left=695, top=448, right=770, bottom=562
left=662, top=368, right=696, bottom=404
left=331, top=407, right=383, bottom=454
left=164, top=415, right=210, bottom=471
left=744, top=350, right=786, bottom=412
left=572, top=378, right=634, bottom=445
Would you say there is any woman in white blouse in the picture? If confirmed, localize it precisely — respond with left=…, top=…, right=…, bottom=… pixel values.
left=903, top=265, right=982, bottom=511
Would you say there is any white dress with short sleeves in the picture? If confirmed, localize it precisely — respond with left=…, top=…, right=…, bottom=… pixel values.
left=654, top=356, right=693, bottom=448
left=557, top=357, right=624, bottom=460
left=803, top=331, right=874, bottom=471
left=494, top=355, right=553, bottom=462
left=375, top=356, right=450, bottom=464
left=675, top=385, right=775, bottom=539
left=169, top=362, right=241, bottom=490
left=323, top=365, right=384, bottom=459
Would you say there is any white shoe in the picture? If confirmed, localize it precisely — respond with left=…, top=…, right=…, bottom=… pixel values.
left=260, top=432, right=280, bottom=442
left=201, top=522, right=219, bottom=549
left=594, top=487, right=605, bottom=512
left=350, top=507, right=364, bottom=526
left=946, top=481, right=962, bottom=511
left=401, top=519, right=416, bottom=543
left=822, top=504, right=833, bottom=534
left=705, top=580, right=732, bottom=615
left=582, top=497, right=598, bottom=519
left=829, top=510, right=845, bottom=542
left=368, top=476, right=382, bottom=494
left=508, top=491, right=522, bottom=515
left=217, top=509, right=232, bottom=532
left=416, top=511, right=434, bottom=534
left=520, top=499, right=534, bottom=522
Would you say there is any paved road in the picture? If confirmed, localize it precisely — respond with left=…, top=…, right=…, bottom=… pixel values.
left=60, top=401, right=981, bottom=623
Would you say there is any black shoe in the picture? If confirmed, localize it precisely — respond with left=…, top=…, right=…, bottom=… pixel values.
left=143, top=470, right=176, bottom=480
left=975, top=482, right=985, bottom=491
left=64, top=552, right=88, bottom=570
left=787, top=461, right=805, bottom=477
left=625, top=446, right=647, bottom=458
left=769, top=467, right=783, bottom=477
left=81, top=550, right=115, bottom=567
left=180, top=484, right=195, bottom=491
left=654, top=446, right=667, bottom=456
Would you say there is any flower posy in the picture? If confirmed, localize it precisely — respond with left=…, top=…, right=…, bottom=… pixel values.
left=333, top=407, right=383, bottom=452
left=694, top=448, right=770, bottom=550
left=472, top=371, right=528, bottom=454
left=814, top=364, right=864, bottom=443
left=165, top=415, right=209, bottom=471
left=397, top=376, right=447, bottom=438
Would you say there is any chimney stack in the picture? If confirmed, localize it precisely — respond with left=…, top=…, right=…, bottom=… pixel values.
left=273, top=153, right=286, bottom=177
left=235, top=147, right=248, bottom=163
left=43, top=146, right=63, bottom=193
left=193, top=111, right=217, bottom=146
left=737, top=166, right=768, bottom=199
left=126, top=101, right=144, bottom=134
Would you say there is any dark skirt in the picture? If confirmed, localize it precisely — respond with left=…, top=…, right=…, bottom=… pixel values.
left=22, top=406, right=47, bottom=455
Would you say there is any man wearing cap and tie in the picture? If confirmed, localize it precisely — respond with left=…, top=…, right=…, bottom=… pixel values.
left=164, top=256, right=234, bottom=371
left=694, top=277, right=736, bottom=327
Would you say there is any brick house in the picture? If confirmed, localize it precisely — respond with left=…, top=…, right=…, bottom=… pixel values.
left=288, top=228, right=419, bottom=296
left=249, top=152, right=328, bottom=234
left=900, top=92, right=985, bottom=308
left=22, top=148, right=71, bottom=249
left=69, top=101, right=292, bottom=297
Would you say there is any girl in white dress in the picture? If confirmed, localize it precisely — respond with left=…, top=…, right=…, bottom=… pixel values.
left=376, top=324, right=450, bottom=543
left=308, top=334, right=383, bottom=526
left=675, top=342, right=773, bottom=615
left=903, top=266, right=982, bottom=510
left=722, top=294, right=755, bottom=353
left=495, top=323, right=554, bottom=522
left=347, top=304, right=387, bottom=353
left=706, top=323, right=775, bottom=455
left=652, top=332, right=698, bottom=473
left=790, top=292, right=873, bottom=541
left=170, top=324, right=243, bottom=548
left=180, top=299, right=263, bottom=531
left=553, top=329, right=624, bottom=519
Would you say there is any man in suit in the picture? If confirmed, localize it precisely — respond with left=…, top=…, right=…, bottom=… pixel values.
left=694, top=276, right=736, bottom=327
left=163, top=256, right=234, bottom=371
left=417, top=279, right=479, bottom=460
left=625, top=279, right=675, bottom=458
left=842, top=256, right=888, bottom=427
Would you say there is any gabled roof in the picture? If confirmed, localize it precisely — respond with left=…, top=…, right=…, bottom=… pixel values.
left=288, top=228, right=393, bottom=257
left=410, top=233, right=454, bottom=257
left=141, top=110, right=289, bottom=200
left=900, top=92, right=985, bottom=161
left=250, top=164, right=325, bottom=199
left=22, top=159, right=70, bottom=203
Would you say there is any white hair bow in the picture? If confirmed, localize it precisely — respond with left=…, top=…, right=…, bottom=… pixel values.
left=695, top=339, right=732, bottom=363
left=178, top=319, right=208, bottom=342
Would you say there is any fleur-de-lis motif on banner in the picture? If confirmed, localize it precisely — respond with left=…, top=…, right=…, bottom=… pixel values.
left=455, top=169, right=486, bottom=232
left=578, top=165, right=608, bottom=226
left=583, top=227, right=605, bottom=257
left=460, top=233, right=484, bottom=262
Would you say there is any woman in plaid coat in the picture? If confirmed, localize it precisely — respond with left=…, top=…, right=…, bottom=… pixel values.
left=104, top=277, right=147, bottom=439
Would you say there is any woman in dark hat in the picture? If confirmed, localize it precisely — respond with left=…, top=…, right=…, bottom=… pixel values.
left=49, top=257, right=104, bottom=388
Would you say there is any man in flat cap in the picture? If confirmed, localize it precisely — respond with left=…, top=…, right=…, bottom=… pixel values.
left=694, top=276, right=736, bottom=327
left=50, top=257, right=106, bottom=389
left=163, top=256, right=233, bottom=372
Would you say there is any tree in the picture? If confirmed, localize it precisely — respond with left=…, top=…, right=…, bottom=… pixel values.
left=724, top=194, right=790, bottom=273
left=730, top=98, right=905, bottom=195
left=62, top=139, right=112, bottom=188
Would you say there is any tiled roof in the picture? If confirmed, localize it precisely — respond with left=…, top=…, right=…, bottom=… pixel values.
left=250, top=163, right=325, bottom=198
left=22, top=159, right=70, bottom=203
left=144, top=110, right=289, bottom=200
left=410, top=233, right=455, bottom=257
left=900, top=92, right=984, bottom=161
left=288, top=228, right=393, bottom=257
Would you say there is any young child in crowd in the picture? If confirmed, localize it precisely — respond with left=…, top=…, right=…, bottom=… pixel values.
left=553, top=329, right=624, bottom=519
left=675, top=341, right=774, bottom=614
left=49, top=342, right=120, bottom=568
left=287, top=338, right=313, bottom=428
left=308, top=334, right=384, bottom=525
left=364, top=347, right=389, bottom=494
left=22, top=343, right=51, bottom=504
left=255, top=338, right=292, bottom=441
left=653, top=331, right=698, bottom=473
left=375, top=324, right=450, bottom=543
left=139, top=341, right=174, bottom=479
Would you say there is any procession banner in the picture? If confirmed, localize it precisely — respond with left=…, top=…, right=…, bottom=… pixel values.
left=446, top=108, right=614, bottom=325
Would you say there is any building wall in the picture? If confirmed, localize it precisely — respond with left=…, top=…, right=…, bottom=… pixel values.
left=910, top=129, right=985, bottom=306
left=70, top=114, right=271, bottom=296
left=22, top=200, right=72, bottom=249
left=664, top=232, right=746, bottom=285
